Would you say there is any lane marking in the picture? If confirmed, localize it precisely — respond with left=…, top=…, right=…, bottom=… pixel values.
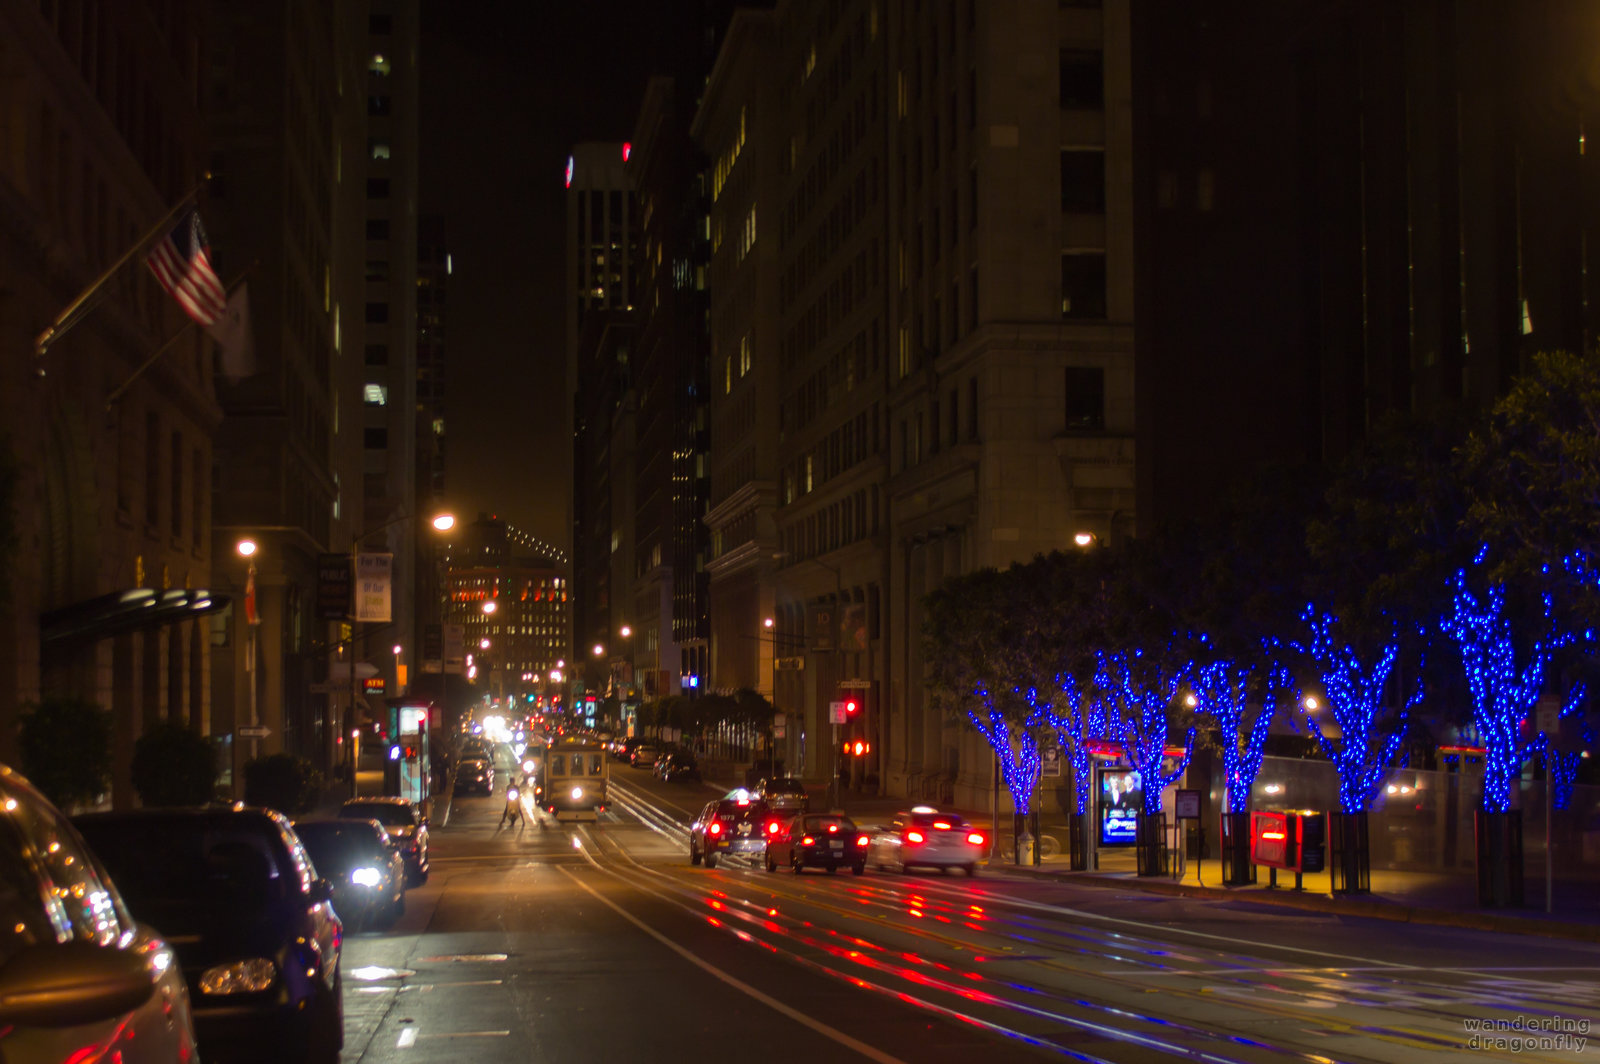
left=419, top=1031, right=511, bottom=1039
left=557, top=864, right=910, bottom=1064
left=396, top=1027, right=418, bottom=1048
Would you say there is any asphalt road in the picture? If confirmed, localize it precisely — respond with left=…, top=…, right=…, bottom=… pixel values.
left=336, top=765, right=1600, bottom=1063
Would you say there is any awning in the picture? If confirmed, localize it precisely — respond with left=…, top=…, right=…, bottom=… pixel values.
left=41, top=588, right=231, bottom=645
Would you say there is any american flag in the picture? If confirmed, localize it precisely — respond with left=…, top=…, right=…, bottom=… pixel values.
left=145, top=209, right=226, bottom=326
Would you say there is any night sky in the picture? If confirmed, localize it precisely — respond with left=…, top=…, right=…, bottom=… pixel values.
left=418, top=2, right=698, bottom=553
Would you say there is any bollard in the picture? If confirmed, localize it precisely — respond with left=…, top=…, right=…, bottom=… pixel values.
left=1019, top=833, right=1035, bottom=866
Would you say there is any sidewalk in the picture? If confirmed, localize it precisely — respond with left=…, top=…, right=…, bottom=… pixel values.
left=818, top=782, right=1600, bottom=943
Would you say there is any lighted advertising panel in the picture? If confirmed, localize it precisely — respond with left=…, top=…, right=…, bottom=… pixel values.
left=1099, top=766, right=1141, bottom=846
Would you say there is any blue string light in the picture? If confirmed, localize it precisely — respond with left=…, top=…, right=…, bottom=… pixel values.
left=1438, top=560, right=1572, bottom=815
left=1285, top=606, right=1414, bottom=814
left=1044, top=677, right=1105, bottom=815
left=967, top=684, right=1044, bottom=815
left=1094, top=650, right=1196, bottom=816
left=1192, top=659, right=1280, bottom=814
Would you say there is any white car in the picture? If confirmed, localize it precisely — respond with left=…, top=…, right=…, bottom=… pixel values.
left=869, top=807, right=986, bottom=876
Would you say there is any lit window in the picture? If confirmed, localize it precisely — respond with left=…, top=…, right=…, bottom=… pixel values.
left=364, top=384, right=388, bottom=405
left=739, top=334, right=751, bottom=376
left=369, top=53, right=390, bottom=76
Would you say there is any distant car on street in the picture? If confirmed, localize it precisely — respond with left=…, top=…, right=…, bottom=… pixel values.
left=654, top=750, right=701, bottom=782
left=455, top=756, right=496, bottom=795
left=767, top=812, right=869, bottom=875
left=868, top=807, right=985, bottom=876
left=754, top=776, right=810, bottom=813
left=628, top=743, right=661, bottom=768
left=75, top=805, right=344, bottom=1063
left=0, top=764, right=201, bottom=1064
left=339, top=797, right=429, bottom=884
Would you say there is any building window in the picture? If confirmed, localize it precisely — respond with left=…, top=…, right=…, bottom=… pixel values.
left=366, top=219, right=389, bottom=240
left=365, top=344, right=388, bottom=365
left=370, top=13, right=392, bottom=33
left=739, top=334, right=751, bottom=376
left=364, top=384, right=388, bottom=406
left=369, top=139, right=391, bottom=160
left=368, top=53, right=391, bottom=76
left=364, top=427, right=388, bottom=450
left=368, top=95, right=391, bottom=117
left=1060, top=150, right=1106, bottom=212
left=144, top=412, right=160, bottom=530
left=366, top=302, right=389, bottom=324
left=367, top=178, right=390, bottom=199
left=192, top=448, right=205, bottom=549
left=1061, top=253, right=1107, bottom=319
left=967, top=378, right=979, bottom=440
left=1059, top=49, right=1104, bottom=109
left=1064, top=367, right=1106, bottom=431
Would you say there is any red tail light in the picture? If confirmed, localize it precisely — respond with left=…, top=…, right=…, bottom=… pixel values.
left=966, top=832, right=985, bottom=845
left=766, top=821, right=780, bottom=835
left=800, top=836, right=815, bottom=846
left=827, top=824, right=838, bottom=833
left=708, top=822, right=723, bottom=836
left=933, top=821, right=952, bottom=830
left=906, top=831, right=925, bottom=844
left=855, top=835, right=870, bottom=848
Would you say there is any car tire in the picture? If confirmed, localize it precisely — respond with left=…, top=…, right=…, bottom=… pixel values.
left=390, top=892, right=406, bottom=920
left=966, top=864, right=979, bottom=877
left=940, top=865, right=951, bottom=876
left=852, top=863, right=865, bottom=876
left=704, top=851, right=719, bottom=870
left=302, top=980, right=343, bottom=1064
left=791, top=854, right=802, bottom=875
left=690, top=840, right=702, bottom=865
left=826, top=864, right=837, bottom=875
left=766, top=854, right=777, bottom=873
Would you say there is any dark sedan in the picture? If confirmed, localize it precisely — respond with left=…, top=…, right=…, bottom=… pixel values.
left=689, top=793, right=772, bottom=869
left=75, top=806, right=344, bottom=1064
left=767, top=813, right=869, bottom=875
left=454, top=756, right=496, bottom=795
left=292, top=817, right=405, bottom=929
left=339, top=797, right=429, bottom=884
left=654, top=750, right=701, bottom=782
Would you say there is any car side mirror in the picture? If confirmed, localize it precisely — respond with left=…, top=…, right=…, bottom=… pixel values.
left=310, top=878, right=335, bottom=904
left=0, top=940, right=154, bottom=1027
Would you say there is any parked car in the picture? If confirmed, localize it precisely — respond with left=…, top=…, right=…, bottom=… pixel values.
left=0, top=764, right=200, bottom=1064
left=688, top=793, right=772, bottom=869
left=75, top=805, right=343, bottom=1063
left=339, top=797, right=429, bottom=884
left=292, top=817, right=406, bottom=928
left=455, top=756, right=496, bottom=795
left=628, top=743, right=661, bottom=768
left=767, top=813, right=869, bottom=875
left=613, top=737, right=644, bottom=761
left=868, top=807, right=986, bottom=875
left=754, top=776, right=811, bottom=813
left=654, top=750, right=701, bottom=782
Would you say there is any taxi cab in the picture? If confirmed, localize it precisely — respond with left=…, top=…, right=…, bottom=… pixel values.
left=689, top=790, right=770, bottom=869
left=868, top=806, right=986, bottom=875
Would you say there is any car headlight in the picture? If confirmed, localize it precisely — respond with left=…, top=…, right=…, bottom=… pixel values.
left=351, top=866, right=383, bottom=887
left=571, top=786, right=583, bottom=801
left=200, top=958, right=277, bottom=995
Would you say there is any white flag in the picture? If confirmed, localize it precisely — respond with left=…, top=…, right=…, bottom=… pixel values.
left=205, top=282, right=256, bottom=381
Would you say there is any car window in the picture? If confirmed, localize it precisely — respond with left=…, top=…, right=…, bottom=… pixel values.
left=2, top=792, right=128, bottom=951
left=343, top=802, right=414, bottom=828
left=588, top=754, right=604, bottom=776
left=909, top=812, right=967, bottom=829
left=803, top=815, right=858, bottom=834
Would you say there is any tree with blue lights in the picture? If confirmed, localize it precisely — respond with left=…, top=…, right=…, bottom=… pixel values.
left=1094, top=649, right=1196, bottom=816
left=1190, top=656, right=1285, bottom=814
left=1282, top=606, right=1416, bottom=814
left=1437, top=556, right=1574, bottom=815
left=1042, top=677, right=1104, bottom=816
left=924, top=567, right=1050, bottom=817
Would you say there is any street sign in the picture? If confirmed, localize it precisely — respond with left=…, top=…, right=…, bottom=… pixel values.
left=443, top=624, right=465, bottom=674
left=828, top=700, right=847, bottom=724
left=316, top=553, right=352, bottom=620
left=1536, top=696, right=1561, bottom=736
left=422, top=623, right=443, bottom=667
left=238, top=725, right=271, bottom=739
left=308, top=682, right=337, bottom=694
left=775, top=657, right=805, bottom=671
left=1175, top=788, right=1202, bottom=820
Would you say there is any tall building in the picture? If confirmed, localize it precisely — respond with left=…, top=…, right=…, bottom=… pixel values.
left=416, top=215, right=448, bottom=505
left=0, top=0, right=222, bottom=804
left=566, top=142, right=637, bottom=702
left=443, top=516, right=569, bottom=707
left=1132, top=0, right=1600, bottom=522
left=628, top=77, right=712, bottom=704
left=694, top=10, right=783, bottom=708
left=695, top=0, right=1136, bottom=803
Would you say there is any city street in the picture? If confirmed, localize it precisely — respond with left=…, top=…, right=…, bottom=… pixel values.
left=336, top=766, right=1600, bottom=1063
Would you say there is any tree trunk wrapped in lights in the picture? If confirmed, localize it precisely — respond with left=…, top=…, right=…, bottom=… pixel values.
left=1094, top=649, right=1197, bottom=877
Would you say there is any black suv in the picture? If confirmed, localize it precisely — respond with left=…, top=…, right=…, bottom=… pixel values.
left=75, top=806, right=344, bottom=1064
left=688, top=794, right=773, bottom=868
left=654, top=750, right=701, bottom=782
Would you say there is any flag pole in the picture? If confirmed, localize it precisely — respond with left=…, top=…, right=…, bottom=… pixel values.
left=103, top=263, right=255, bottom=410
left=33, top=182, right=205, bottom=365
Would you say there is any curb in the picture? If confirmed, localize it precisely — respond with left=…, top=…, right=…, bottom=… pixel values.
left=984, top=862, right=1600, bottom=943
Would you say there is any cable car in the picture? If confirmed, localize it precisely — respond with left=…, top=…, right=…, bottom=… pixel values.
left=543, top=738, right=608, bottom=821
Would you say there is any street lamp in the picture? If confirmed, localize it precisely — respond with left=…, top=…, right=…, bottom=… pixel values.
left=235, top=538, right=261, bottom=796
left=346, top=509, right=455, bottom=796
left=482, top=599, right=497, bottom=614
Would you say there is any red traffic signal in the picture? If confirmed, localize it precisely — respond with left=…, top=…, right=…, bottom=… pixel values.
left=844, top=698, right=859, bottom=717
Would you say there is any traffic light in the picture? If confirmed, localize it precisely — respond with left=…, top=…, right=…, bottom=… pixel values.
left=844, top=697, right=859, bottom=718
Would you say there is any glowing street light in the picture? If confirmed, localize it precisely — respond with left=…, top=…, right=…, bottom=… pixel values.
left=1073, top=531, right=1095, bottom=547
left=620, top=624, right=632, bottom=638
left=431, top=513, right=456, bottom=532
left=480, top=638, right=491, bottom=650
left=593, top=643, right=604, bottom=657
left=482, top=599, right=498, bottom=614
left=236, top=538, right=258, bottom=558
